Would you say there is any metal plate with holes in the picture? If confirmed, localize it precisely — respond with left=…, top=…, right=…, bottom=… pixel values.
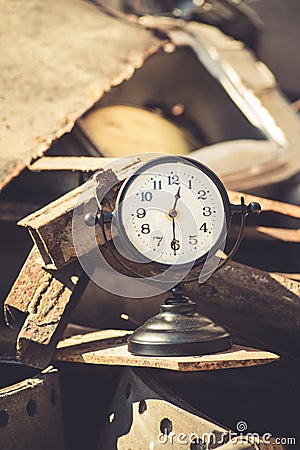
left=99, top=367, right=259, bottom=450
left=0, top=365, right=65, bottom=450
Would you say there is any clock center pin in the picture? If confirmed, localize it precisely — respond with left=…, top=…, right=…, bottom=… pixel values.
left=168, top=209, right=178, bottom=218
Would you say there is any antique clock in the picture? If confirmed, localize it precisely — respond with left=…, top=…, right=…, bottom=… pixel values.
left=83, top=155, right=261, bottom=357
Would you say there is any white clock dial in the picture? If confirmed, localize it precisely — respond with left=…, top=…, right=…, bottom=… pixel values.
left=115, top=156, right=230, bottom=266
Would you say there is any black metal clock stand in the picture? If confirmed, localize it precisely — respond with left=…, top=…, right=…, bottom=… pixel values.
left=125, top=200, right=260, bottom=357
left=128, top=283, right=232, bottom=356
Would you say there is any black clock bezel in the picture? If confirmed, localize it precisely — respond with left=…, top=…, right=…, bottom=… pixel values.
left=113, top=155, right=232, bottom=274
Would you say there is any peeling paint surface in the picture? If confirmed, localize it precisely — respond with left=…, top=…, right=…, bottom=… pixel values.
left=0, top=0, right=161, bottom=190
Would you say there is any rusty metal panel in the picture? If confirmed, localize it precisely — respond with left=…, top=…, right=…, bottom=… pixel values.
left=0, top=366, right=65, bottom=450
left=4, top=246, right=44, bottom=330
left=55, top=329, right=279, bottom=370
left=16, top=259, right=88, bottom=369
left=99, top=367, right=269, bottom=449
left=18, top=156, right=142, bottom=269
left=0, top=0, right=161, bottom=191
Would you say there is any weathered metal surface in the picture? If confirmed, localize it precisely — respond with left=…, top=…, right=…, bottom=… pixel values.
left=55, top=329, right=279, bottom=371
left=0, top=0, right=161, bottom=191
left=18, top=156, right=143, bottom=269
left=11, top=258, right=88, bottom=369
left=157, top=361, right=298, bottom=449
left=228, top=190, right=300, bottom=218
left=4, top=246, right=45, bottom=330
left=274, top=272, right=300, bottom=282
left=99, top=367, right=278, bottom=449
left=29, top=156, right=117, bottom=173
left=185, top=261, right=300, bottom=359
left=0, top=366, right=65, bottom=450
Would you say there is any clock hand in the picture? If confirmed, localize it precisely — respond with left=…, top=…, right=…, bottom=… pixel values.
left=170, top=216, right=180, bottom=256
left=169, top=186, right=181, bottom=220
left=172, top=186, right=181, bottom=211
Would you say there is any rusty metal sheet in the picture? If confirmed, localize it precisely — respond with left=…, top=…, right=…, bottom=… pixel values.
left=0, top=0, right=161, bottom=191
left=29, top=156, right=117, bottom=173
left=18, top=156, right=143, bottom=269
left=4, top=242, right=89, bottom=368
left=16, top=259, right=88, bottom=369
left=228, top=190, right=300, bottom=219
left=99, top=367, right=279, bottom=449
left=186, top=261, right=300, bottom=359
left=4, top=246, right=44, bottom=330
left=0, top=366, right=65, bottom=450
left=55, top=329, right=279, bottom=371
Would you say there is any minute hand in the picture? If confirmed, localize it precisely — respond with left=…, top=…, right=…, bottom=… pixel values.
left=172, top=186, right=181, bottom=210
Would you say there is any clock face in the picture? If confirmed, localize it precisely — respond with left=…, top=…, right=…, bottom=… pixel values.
left=114, top=156, right=230, bottom=267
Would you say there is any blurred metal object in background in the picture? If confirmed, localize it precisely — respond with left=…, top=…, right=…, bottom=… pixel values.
left=246, top=0, right=300, bottom=102
left=72, top=18, right=300, bottom=193
left=93, top=0, right=263, bottom=51
left=76, top=105, right=200, bottom=157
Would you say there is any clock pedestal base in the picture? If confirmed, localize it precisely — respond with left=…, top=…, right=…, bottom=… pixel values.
left=128, top=287, right=232, bottom=357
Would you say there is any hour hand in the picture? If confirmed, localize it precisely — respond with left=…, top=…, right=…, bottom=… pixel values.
left=170, top=216, right=180, bottom=255
left=171, top=238, right=180, bottom=255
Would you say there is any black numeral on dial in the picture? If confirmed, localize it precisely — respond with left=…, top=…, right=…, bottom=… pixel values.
left=141, top=191, right=153, bottom=202
left=171, top=239, right=180, bottom=251
left=198, top=190, right=208, bottom=200
left=188, top=235, right=198, bottom=245
left=141, top=224, right=150, bottom=234
left=153, top=180, right=162, bottom=190
left=168, top=175, right=179, bottom=185
left=153, top=235, right=163, bottom=247
left=136, top=208, right=146, bottom=218
left=203, top=206, right=212, bottom=216
left=199, top=223, right=208, bottom=232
